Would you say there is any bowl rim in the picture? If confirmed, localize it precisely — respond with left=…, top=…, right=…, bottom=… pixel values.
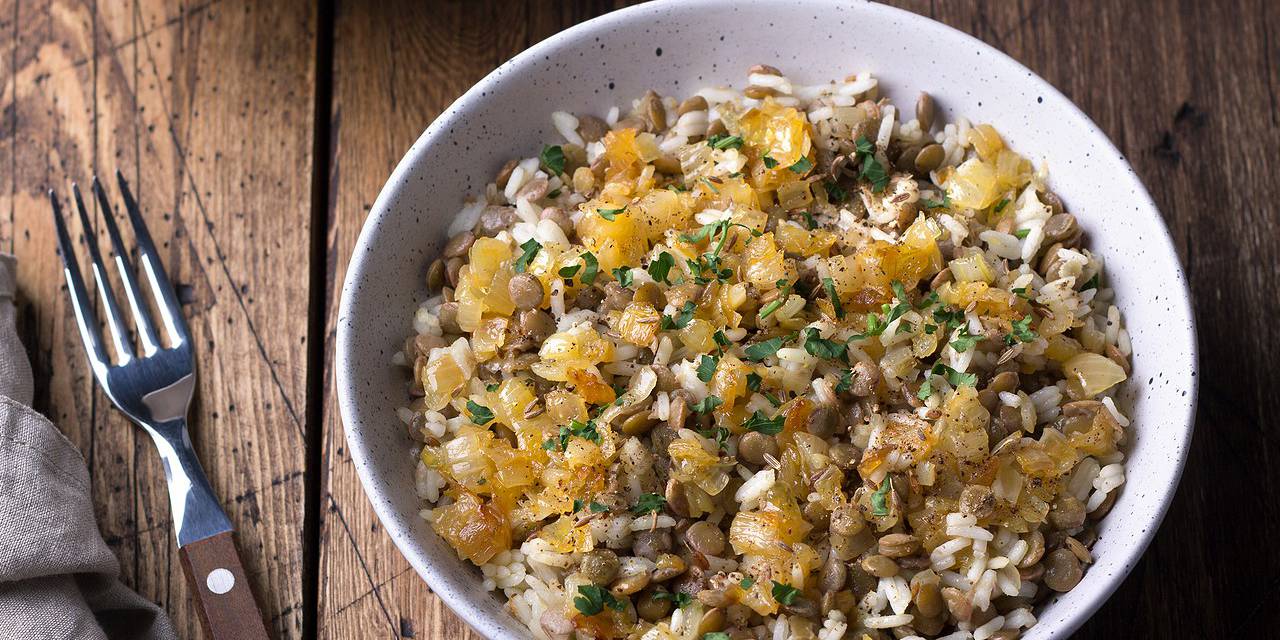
left=337, top=1, right=1198, bottom=637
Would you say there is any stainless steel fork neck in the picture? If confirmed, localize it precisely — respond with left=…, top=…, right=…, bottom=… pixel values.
left=142, top=416, right=233, bottom=547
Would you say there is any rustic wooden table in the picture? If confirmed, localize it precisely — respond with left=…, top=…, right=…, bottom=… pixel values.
left=1, top=0, right=1274, bottom=638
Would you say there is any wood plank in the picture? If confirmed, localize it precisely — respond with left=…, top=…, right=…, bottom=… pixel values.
left=317, top=0, right=1278, bottom=638
left=0, top=1, right=316, bottom=638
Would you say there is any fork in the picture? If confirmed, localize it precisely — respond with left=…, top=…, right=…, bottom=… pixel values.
left=51, top=172, right=270, bottom=640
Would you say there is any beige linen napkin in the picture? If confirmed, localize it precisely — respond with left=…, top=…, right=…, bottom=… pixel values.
left=0, top=253, right=177, bottom=639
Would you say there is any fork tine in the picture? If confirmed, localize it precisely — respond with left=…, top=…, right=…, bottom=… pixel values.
left=92, top=177, right=162, bottom=355
left=50, top=191, right=112, bottom=371
left=114, top=170, right=190, bottom=345
left=71, top=183, right=135, bottom=363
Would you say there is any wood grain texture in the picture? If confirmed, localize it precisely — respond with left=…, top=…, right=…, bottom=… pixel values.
left=0, top=1, right=315, bottom=638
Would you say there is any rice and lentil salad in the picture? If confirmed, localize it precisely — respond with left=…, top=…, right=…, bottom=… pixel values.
left=394, top=64, right=1133, bottom=640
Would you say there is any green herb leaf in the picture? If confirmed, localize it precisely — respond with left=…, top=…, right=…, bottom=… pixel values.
left=559, top=264, right=582, bottom=278
left=542, top=427, right=570, bottom=452
left=833, top=369, right=853, bottom=394
left=1011, top=286, right=1031, bottom=300
left=771, top=581, right=801, bottom=606
left=824, top=180, right=848, bottom=204
left=917, top=378, right=933, bottom=401
left=574, top=584, right=625, bottom=616
left=930, top=362, right=978, bottom=387
left=742, top=410, right=784, bottom=435
left=589, top=501, right=609, bottom=513
left=653, top=590, right=694, bottom=608
left=788, top=156, right=814, bottom=174
left=871, top=477, right=892, bottom=516
left=485, top=382, right=500, bottom=392
left=801, top=211, right=818, bottom=230
left=660, top=300, right=698, bottom=330
left=802, top=327, right=847, bottom=360
left=703, top=632, right=731, bottom=640
left=743, top=335, right=788, bottom=361
left=917, top=290, right=941, bottom=309
left=853, top=136, right=889, bottom=192
left=632, top=492, right=667, bottom=515
left=597, top=207, right=625, bottom=221
left=762, top=155, right=779, bottom=169
left=1013, top=228, right=1030, bottom=239
left=570, top=418, right=602, bottom=444
left=949, top=326, right=981, bottom=353
left=994, top=198, right=1011, bottom=213
left=580, top=252, right=599, bottom=285
left=822, top=277, right=845, bottom=319
left=707, top=134, right=744, bottom=150
left=891, top=280, right=911, bottom=304
left=612, top=266, right=634, bottom=287
left=1081, top=273, right=1100, bottom=290
left=746, top=372, right=763, bottom=392
left=540, top=145, right=565, bottom=175
left=547, top=187, right=562, bottom=199
left=466, top=400, right=494, bottom=425
left=713, top=330, right=731, bottom=350
left=1004, top=315, right=1038, bottom=345
left=697, top=354, right=719, bottom=382
left=759, top=280, right=792, bottom=320
left=922, top=194, right=952, bottom=209
left=739, top=577, right=755, bottom=589
left=514, top=238, right=541, bottom=273
left=689, top=395, right=724, bottom=414
left=648, top=251, right=676, bottom=284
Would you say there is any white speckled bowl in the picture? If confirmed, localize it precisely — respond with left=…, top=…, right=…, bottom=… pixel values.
left=337, top=1, right=1197, bottom=637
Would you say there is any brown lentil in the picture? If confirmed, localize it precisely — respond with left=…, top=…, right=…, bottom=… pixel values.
left=916, top=92, right=937, bottom=131
left=736, top=430, right=779, bottom=467
left=878, top=533, right=920, bottom=558
left=685, top=521, right=727, bottom=557
left=1043, top=548, right=1084, bottom=592
left=861, top=554, right=899, bottom=578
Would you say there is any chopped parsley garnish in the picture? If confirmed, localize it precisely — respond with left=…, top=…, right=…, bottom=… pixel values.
left=1004, top=315, right=1038, bottom=345
left=539, top=144, right=565, bottom=175
left=542, top=418, right=601, bottom=452
left=854, top=136, right=889, bottom=192
left=558, top=264, right=582, bottom=278
left=739, top=577, right=755, bottom=589
left=703, top=632, right=731, bottom=640
left=660, top=300, right=698, bottom=330
left=802, top=327, right=847, bottom=360
left=700, top=177, right=720, bottom=194
left=743, top=334, right=789, bottom=361
left=1013, top=228, right=1030, bottom=239
left=1081, top=273, right=1100, bottom=290
left=835, top=368, right=854, bottom=394
left=697, top=354, right=719, bottom=382
left=514, top=238, right=541, bottom=273
left=485, top=382, right=500, bottom=392
left=713, top=330, right=731, bottom=350
left=801, top=211, right=818, bottom=230
left=891, top=280, right=911, bottom=304
left=689, top=395, right=723, bottom=414
left=707, top=133, right=744, bottom=150
left=742, top=410, right=784, bottom=435
left=923, top=194, right=952, bottom=209
left=700, top=425, right=731, bottom=451
left=917, top=378, right=934, bottom=401
left=1012, top=286, right=1031, bottom=299
left=573, top=498, right=584, bottom=512
left=574, top=584, right=625, bottom=616
left=994, top=198, right=1011, bottom=213
left=546, top=187, right=562, bottom=199
left=597, top=206, right=625, bottom=221
left=822, top=277, right=845, bottom=319
left=917, top=290, right=940, bottom=309
left=824, top=180, right=848, bottom=203
left=466, top=400, right=494, bottom=425
left=632, top=492, right=667, bottom=515
left=648, top=251, right=675, bottom=284
left=870, top=477, right=892, bottom=516
left=949, top=326, right=981, bottom=352
left=589, top=501, right=609, bottom=513
left=746, top=372, right=763, bottom=392
left=612, top=266, right=634, bottom=287
left=759, top=280, right=791, bottom=320
left=580, top=252, right=599, bottom=284
left=930, top=362, right=978, bottom=387
left=788, top=156, right=814, bottom=174
left=762, top=154, right=780, bottom=169
left=771, top=581, right=801, bottom=605
left=653, top=590, right=694, bottom=608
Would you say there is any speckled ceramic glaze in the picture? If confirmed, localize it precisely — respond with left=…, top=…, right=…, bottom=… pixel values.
left=337, top=1, right=1197, bottom=637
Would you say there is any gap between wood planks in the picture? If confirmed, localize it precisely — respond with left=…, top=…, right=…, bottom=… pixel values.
left=303, top=0, right=337, bottom=638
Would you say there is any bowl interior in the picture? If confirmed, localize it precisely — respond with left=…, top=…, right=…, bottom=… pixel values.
left=337, top=1, right=1197, bottom=638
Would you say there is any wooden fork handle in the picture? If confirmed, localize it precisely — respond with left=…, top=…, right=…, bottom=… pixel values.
left=179, top=531, right=271, bottom=640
